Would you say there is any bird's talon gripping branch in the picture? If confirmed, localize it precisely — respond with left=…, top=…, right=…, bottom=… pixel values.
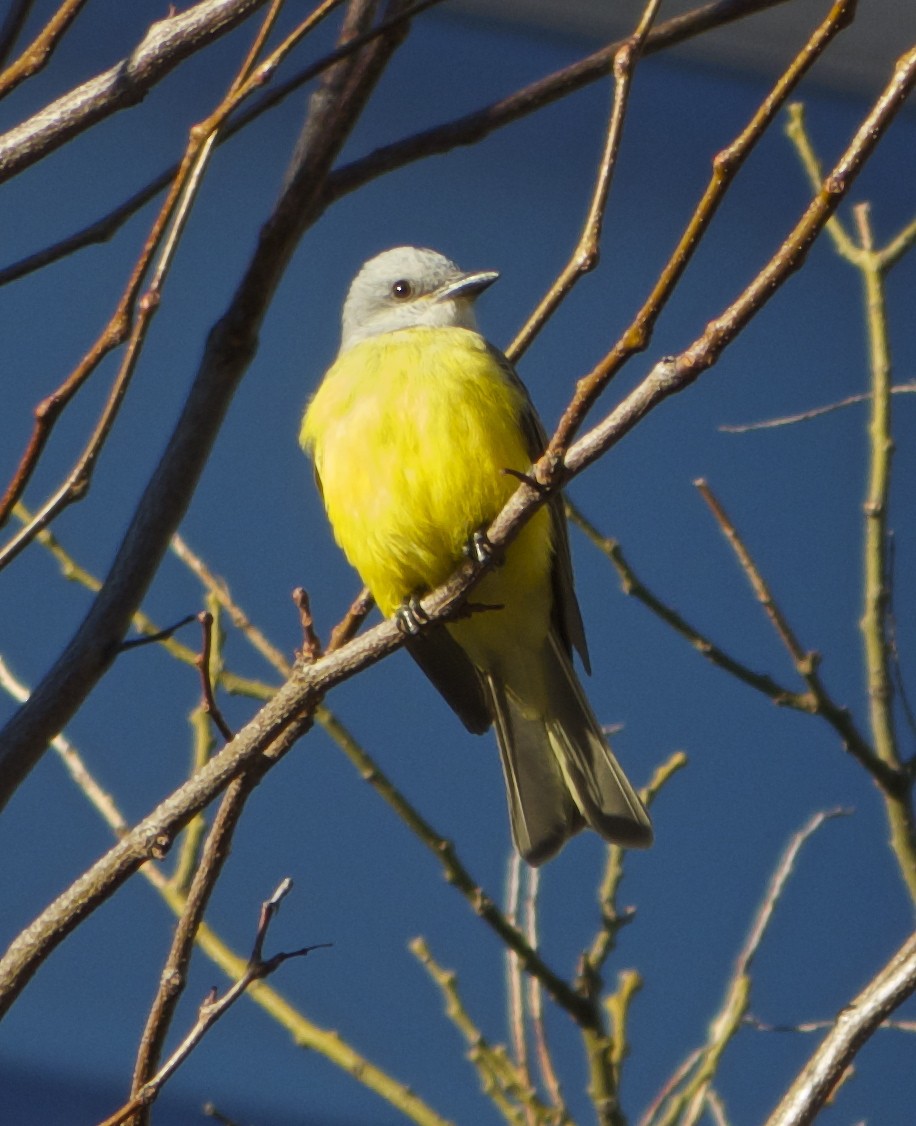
left=464, top=529, right=496, bottom=566
left=395, top=595, right=429, bottom=637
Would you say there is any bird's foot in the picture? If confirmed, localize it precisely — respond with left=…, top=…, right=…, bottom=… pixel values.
left=395, top=595, right=429, bottom=636
left=463, top=529, right=500, bottom=567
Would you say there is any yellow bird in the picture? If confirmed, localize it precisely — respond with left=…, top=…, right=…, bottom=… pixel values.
left=301, top=247, right=651, bottom=864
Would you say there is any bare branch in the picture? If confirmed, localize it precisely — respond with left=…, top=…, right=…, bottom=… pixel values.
left=317, top=710, right=589, bottom=1022
left=102, top=881, right=328, bottom=1126
left=0, top=661, right=449, bottom=1126
left=0, top=0, right=409, bottom=809
left=652, top=810, right=848, bottom=1126
left=0, top=0, right=794, bottom=285
left=545, top=0, right=857, bottom=458
left=0, top=0, right=346, bottom=551
left=567, top=500, right=811, bottom=709
left=0, top=0, right=271, bottom=183
left=293, top=587, right=323, bottom=664
left=694, top=479, right=901, bottom=789
left=764, top=927, right=916, bottom=1126
left=746, top=1014, right=916, bottom=1035
left=327, top=587, right=375, bottom=652
left=556, top=44, right=914, bottom=488
left=854, top=203, right=916, bottom=902
left=507, top=0, right=664, bottom=363
left=0, top=0, right=87, bottom=98
left=0, top=0, right=36, bottom=70
left=410, top=936, right=549, bottom=1123
left=720, top=382, right=916, bottom=432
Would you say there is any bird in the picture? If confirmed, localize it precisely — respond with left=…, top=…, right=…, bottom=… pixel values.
left=300, top=246, right=652, bottom=865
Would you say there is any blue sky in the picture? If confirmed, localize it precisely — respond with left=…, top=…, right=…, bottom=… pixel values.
left=1, top=3, right=915, bottom=1124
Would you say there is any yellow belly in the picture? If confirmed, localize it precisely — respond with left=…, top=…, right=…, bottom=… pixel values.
left=301, top=327, right=553, bottom=661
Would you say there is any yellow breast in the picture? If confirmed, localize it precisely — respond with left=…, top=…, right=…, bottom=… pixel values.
left=301, top=327, right=551, bottom=620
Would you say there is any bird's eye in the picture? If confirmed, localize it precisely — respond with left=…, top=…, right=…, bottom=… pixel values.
left=390, top=279, right=413, bottom=300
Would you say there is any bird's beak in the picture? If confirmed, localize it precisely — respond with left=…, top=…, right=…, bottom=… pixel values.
left=434, top=269, right=500, bottom=303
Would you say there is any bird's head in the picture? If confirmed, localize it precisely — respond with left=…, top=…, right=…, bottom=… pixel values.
left=339, top=246, right=499, bottom=352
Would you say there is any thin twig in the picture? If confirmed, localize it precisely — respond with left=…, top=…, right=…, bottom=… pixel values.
left=293, top=587, right=323, bottom=663
left=638, top=1049, right=704, bottom=1126
left=318, top=710, right=591, bottom=1023
left=852, top=202, right=916, bottom=903
left=197, top=611, right=234, bottom=742
left=0, top=662, right=450, bottom=1126
left=695, top=479, right=901, bottom=791
left=653, top=810, right=848, bottom=1126
left=746, top=1013, right=916, bottom=1034
left=784, top=112, right=916, bottom=896
left=410, top=936, right=549, bottom=1123
left=695, top=479, right=812, bottom=668
left=327, top=586, right=375, bottom=652
left=705, top=1089, right=730, bottom=1126
left=605, top=970, right=642, bottom=1090
left=524, top=866, right=569, bottom=1122
left=0, top=0, right=793, bottom=287
left=507, top=0, right=664, bottom=364
left=127, top=776, right=247, bottom=1123
left=170, top=531, right=292, bottom=674
left=544, top=0, right=857, bottom=460
left=0, top=0, right=88, bottom=99
left=103, top=881, right=328, bottom=1126
left=504, top=852, right=531, bottom=1101
left=720, top=383, right=916, bottom=432
left=202, top=1105, right=240, bottom=1126
left=168, top=703, right=214, bottom=897
left=0, top=0, right=343, bottom=554
left=118, top=615, right=198, bottom=651
left=567, top=501, right=814, bottom=707
left=0, top=657, right=128, bottom=835
left=582, top=752, right=686, bottom=983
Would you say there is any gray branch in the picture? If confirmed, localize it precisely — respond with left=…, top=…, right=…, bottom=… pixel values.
left=0, top=0, right=269, bottom=183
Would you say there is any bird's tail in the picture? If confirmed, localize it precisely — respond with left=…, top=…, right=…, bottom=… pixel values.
left=488, top=636, right=652, bottom=866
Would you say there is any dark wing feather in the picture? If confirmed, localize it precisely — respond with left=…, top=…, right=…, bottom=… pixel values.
left=405, top=626, right=492, bottom=735
left=485, top=344, right=590, bottom=671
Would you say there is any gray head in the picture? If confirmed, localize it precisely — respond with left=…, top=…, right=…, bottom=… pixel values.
left=339, top=246, right=499, bottom=353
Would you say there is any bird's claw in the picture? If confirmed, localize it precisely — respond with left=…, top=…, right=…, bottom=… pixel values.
left=464, top=529, right=496, bottom=566
left=395, top=595, right=429, bottom=636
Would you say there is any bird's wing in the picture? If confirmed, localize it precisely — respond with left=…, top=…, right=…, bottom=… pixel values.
left=486, top=344, right=591, bottom=673
left=405, top=627, right=492, bottom=735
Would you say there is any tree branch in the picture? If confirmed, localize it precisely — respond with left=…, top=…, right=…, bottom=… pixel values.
left=102, top=881, right=328, bottom=1126
left=0, top=0, right=87, bottom=99
left=506, top=0, right=664, bottom=363
left=0, top=0, right=271, bottom=183
left=0, top=0, right=793, bottom=285
left=0, top=0, right=409, bottom=809
left=764, top=927, right=916, bottom=1126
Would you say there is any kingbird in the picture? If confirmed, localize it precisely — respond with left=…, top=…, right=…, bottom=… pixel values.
left=301, top=246, right=652, bottom=864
